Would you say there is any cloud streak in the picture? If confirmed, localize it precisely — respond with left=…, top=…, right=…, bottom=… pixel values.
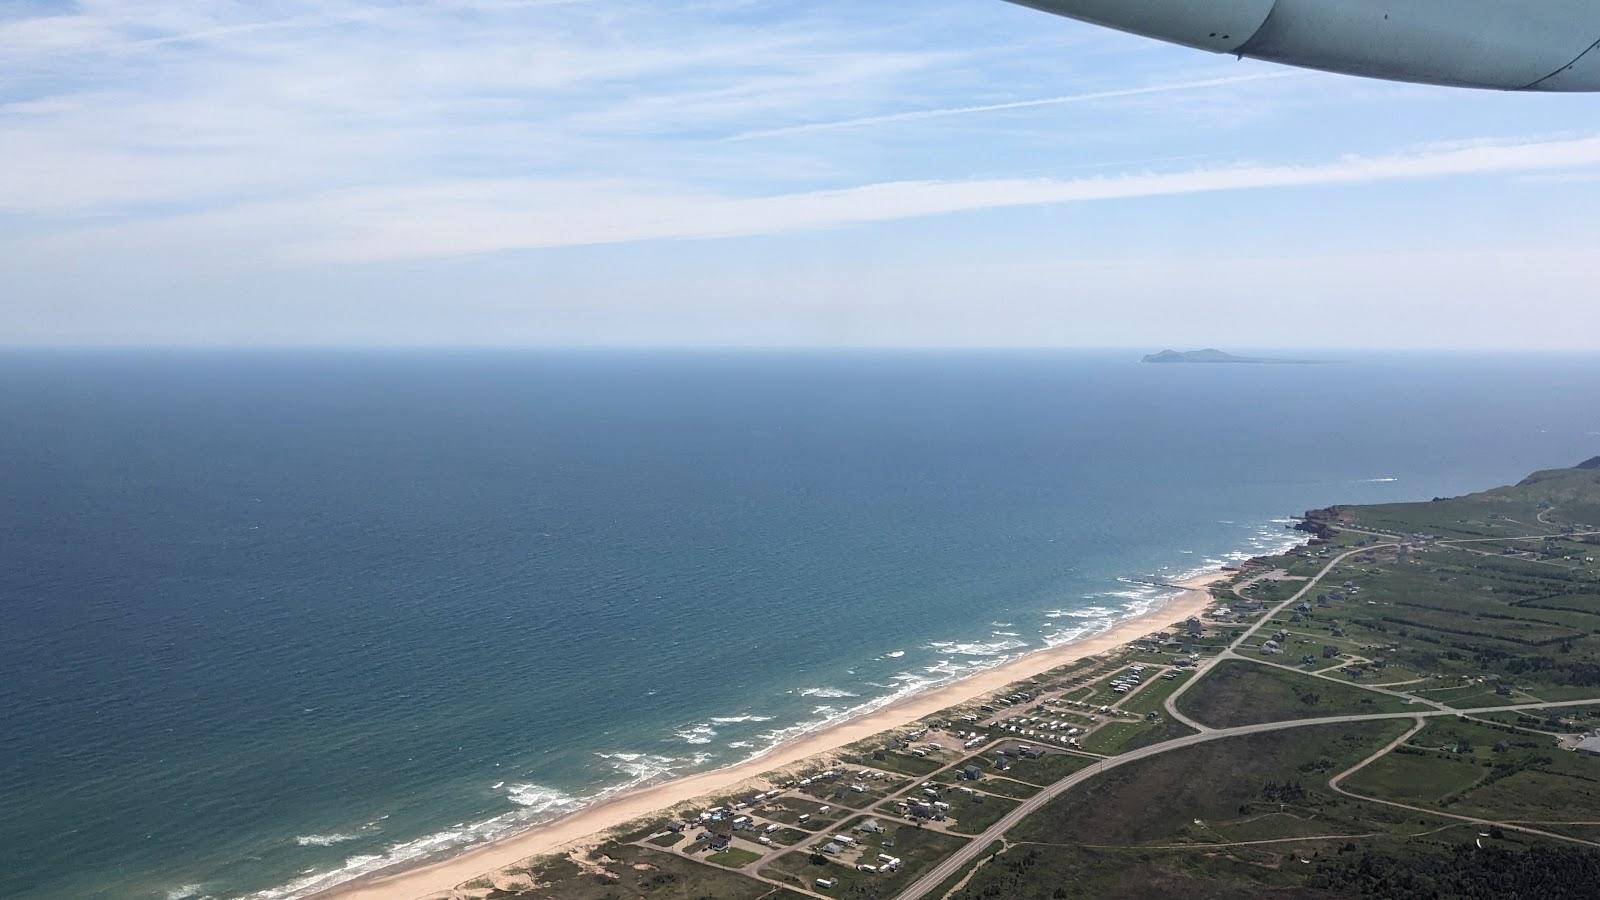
left=730, top=71, right=1303, bottom=140
left=288, top=133, right=1600, bottom=261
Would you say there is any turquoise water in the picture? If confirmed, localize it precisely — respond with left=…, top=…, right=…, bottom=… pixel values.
left=1, top=349, right=1596, bottom=899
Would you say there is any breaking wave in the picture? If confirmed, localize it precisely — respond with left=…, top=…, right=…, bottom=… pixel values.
left=799, top=687, right=858, bottom=699
left=294, top=833, right=361, bottom=847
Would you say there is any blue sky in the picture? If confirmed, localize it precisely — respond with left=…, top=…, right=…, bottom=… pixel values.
left=3, top=0, right=1600, bottom=348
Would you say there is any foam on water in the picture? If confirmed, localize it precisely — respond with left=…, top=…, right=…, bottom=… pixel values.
left=925, top=638, right=1028, bottom=657
left=293, top=833, right=361, bottom=848
left=799, top=687, right=858, bottom=699
left=672, top=723, right=718, bottom=745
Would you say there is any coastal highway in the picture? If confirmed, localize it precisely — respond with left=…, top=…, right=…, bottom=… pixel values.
left=893, top=697, right=1600, bottom=900
left=1163, top=538, right=1402, bottom=732
left=901, top=521, right=1600, bottom=900
left=1162, top=527, right=1600, bottom=731
left=1326, top=717, right=1600, bottom=850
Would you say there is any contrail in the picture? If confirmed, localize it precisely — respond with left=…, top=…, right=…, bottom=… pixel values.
left=730, top=71, right=1301, bottom=140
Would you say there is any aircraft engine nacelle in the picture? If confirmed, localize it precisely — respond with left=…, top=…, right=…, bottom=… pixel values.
left=1009, top=0, right=1600, bottom=91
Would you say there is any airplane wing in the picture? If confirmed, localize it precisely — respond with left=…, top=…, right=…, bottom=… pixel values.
left=1008, top=0, right=1600, bottom=91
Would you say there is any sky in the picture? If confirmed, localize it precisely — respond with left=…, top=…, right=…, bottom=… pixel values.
left=3, top=0, right=1600, bottom=349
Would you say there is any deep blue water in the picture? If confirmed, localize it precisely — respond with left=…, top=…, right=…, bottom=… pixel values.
left=1, top=350, right=1597, bottom=900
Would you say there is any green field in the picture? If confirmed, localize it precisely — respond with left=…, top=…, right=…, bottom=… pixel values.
left=983, top=750, right=1099, bottom=787
left=1176, top=659, right=1415, bottom=728
left=931, top=767, right=1041, bottom=799
left=1079, top=715, right=1195, bottom=755
left=1005, top=721, right=1416, bottom=847
left=760, top=818, right=967, bottom=899
left=940, top=789, right=1019, bottom=835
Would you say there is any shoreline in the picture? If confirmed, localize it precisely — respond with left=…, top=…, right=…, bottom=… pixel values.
left=321, top=571, right=1230, bottom=900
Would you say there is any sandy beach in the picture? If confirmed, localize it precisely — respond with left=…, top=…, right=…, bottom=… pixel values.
left=324, top=572, right=1228, bottom=900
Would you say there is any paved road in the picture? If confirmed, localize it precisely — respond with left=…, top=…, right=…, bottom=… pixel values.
left=1327, top=716, right=1600, bottom=850
left=1161, top=527, right=1600, bottom=731
left=1163, top=539, right=1401, bottom=731
left=894, top=697, right=1600, bottom=900
left=891, top=525, right=1600, bottom=899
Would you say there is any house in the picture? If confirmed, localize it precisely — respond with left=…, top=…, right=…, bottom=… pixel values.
left=1323, top=645, right=1340, bottom=659
left=709, top=834, right=732, bottom=851
left=1184, top=617, right=1204, bottom=636
left=1577, top=734, right=1600, bottom=756
left=1262, top=640, right=1284, bottom=655
left=961, top=765, right=982, bottom=781
left=858, top=818, right=885, bottom=834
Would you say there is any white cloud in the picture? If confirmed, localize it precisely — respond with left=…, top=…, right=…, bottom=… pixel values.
left=267, top=133, right=1600, bottom=261
left=728, top=71, right=1303, bottom=140
left=5, top=0, right=1600, bottom=347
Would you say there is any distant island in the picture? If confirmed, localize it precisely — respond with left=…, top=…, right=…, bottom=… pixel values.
left=1142, top=348, right=1327, bottom=365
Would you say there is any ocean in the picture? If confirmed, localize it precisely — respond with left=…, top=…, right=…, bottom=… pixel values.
left=1, top=349, right=1597, bottom=899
